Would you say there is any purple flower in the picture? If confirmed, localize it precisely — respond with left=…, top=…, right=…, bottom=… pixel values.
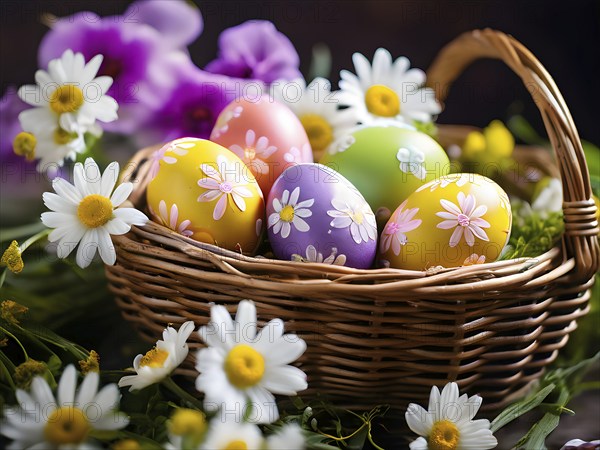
left=38, top=6, right=199, bottom=134
left=137, top=61, right=260, bottom=146
left=124, top=0, right=203, bottom=49
left=561, top=439, right=600, bottom=450
left=205, top=20, right=302, bottom=84
left=0, top=87, right=29, bottom=165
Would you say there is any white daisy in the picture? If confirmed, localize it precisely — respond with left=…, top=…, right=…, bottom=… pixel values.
left=1, top=364, right=129, bottom=450
left=327, top=133, right=356, bottom=155
left=296, top=244, right=347, bottom=266
left=271, top=77, right=359, bottom=156
left=397, top=146, right=427, bottom=180
left=196, top=300, right=307, bottom=424
left=200, top=420, right=263, bottom=450
left=41, top=158, right=148, bottom=268
left=532, top=178, right=563, bottom=216
left=18, top=49, right=118, bottom=135
left=436, top=192, right=490, bottom=247
left=229, top=129, right=278, bottom=175
left=327, top=196, right=377, bottom=244
left=149, top=138, right=195, bottom=179
left=338, top=48, right=441, bottom=124
left=151, top=200, right=193, bottom=237
left=380, top=200, right=421, bottom=255
left=197, top=155, right=253, bottom=221
left=268, top=187, right=314, bottom=239
left=119, top=321, right=195, bottom=392
left=266, top=423, right=306, bottom=450
left=15, top=121, right=87, bottom=171
left=405, top=382, right=497, bottom=450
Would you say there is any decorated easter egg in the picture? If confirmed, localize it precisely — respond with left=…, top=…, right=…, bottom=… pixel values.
left=319, top=124, right=450, bottom=218
left=266, top=163, right=377, bottom=269
left=146, top=138, right=264, bottom=253
left=379, top=173, right=512, bottom=271
left=210, top=96, right=313, bottom=196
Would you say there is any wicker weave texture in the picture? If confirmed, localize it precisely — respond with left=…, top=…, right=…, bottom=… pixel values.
left=106, top=29, right=599, bottom=411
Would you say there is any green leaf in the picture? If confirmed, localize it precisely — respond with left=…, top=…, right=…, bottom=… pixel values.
left=490, top=383, right=556, bottom=432
left=308, top=43, right=332, bottom=80
left=516, top=386, right=569, bottom=449
left=508, top=115, right=548, bottom=146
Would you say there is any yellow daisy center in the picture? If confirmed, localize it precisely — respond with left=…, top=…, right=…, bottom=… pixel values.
left=224, top=344, right=265, bottom=389
left=224, top=440, right=248, bottom=450
left=13, top=132, right=37, bottom=161
left=244, top=147, right=256, bottom=161
left=429, top=420, right=460, bottom=450
left=279, top=205, right=295, bottom=222
left=139, top=347, right=169, bottom=368
left=169, top=409, right=206, bottom=437
left=300, top=114, right=333, bottom=153
left=44, top=406, right=90, bottom=445
left=53, top=127, right=78, bottom=145
left=351, top=211, right=364, bottom=225
left=77, top=194, right=114, bottom=229
left=49, top=85, right=85, bottom=114
left=365, top=84, right=400, bottom=117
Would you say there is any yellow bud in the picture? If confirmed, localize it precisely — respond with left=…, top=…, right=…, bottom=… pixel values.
left=1, top=300, right=28, bottom=325
left=1, top=240, right=24, bottom=274
left=112, top=439, right=140, bottom=450
left=484, top=120, right=514, bottom=159
left=79, top=350, right=100, bottom=374
left=14, top=359, right=53, bottom=390
left=169, top=408, right=206, bottom=438
left=461, top=131, right=486, bottom=161
left=13, top=132, right=37, bottom=161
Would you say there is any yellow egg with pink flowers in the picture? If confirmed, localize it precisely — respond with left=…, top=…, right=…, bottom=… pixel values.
left=146, top=138, right=264, bottom=253
left=379, top=173, right=512, bottom=270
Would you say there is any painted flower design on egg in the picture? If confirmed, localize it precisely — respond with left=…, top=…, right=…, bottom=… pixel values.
left=396, top=146, right=426, bottom=180
left=152, top=200, right=193, bottom=237
left=268, top=187, right=314, bottom=238
left=212, top=105, right=243, bottom=138
left=197, top=155, right=253, bottom=220
left=380, top=200, right=421, bottom=256
left=301, top=244, right=347, bottom=266
left=328, top=196, right=377, bottom=244
left=418, top=173, right=469, bottom=192
left=229, top=129, right=278, bottom=175
left=463, top=253, right=486, bottom=265
left=149, top=139, right=195, bottom=179
left=283, top=142, right=310, bottom=164
left=436, top=192, right=490, bottom=247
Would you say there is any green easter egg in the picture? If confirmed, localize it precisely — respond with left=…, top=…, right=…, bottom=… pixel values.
left=319, top=124, right=450, bottom=217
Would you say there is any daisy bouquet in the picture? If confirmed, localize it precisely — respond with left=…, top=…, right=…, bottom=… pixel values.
left=1, top=1, right=599, bottom=449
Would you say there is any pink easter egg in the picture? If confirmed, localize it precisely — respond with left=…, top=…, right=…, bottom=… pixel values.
left=210, top=96, right=313, bottom=196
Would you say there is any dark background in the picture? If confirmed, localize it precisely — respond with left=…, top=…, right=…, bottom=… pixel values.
left=1, top=0, right=599, bottom=145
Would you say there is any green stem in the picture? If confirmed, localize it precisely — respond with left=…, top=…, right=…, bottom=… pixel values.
left=20, top=228, right=51, bottom=252
left=0, top=326, right=29, bottom=360
left=161, top=376, right=204, bottom=410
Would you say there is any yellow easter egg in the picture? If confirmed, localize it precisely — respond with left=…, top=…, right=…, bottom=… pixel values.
left=379, top=173, right=512, bottom=270
left=146, top=138, right=264, bottom=253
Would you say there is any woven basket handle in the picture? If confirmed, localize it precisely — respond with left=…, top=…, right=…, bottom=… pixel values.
left=426, top=28, right=599, bottom=282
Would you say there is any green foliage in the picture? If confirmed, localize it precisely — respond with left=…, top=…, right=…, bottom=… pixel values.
left=492, top=352, right=600, bottom=449
left=501, top=202, right=564, bottom=260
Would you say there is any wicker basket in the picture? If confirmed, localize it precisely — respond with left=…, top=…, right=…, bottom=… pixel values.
left=106, top=29, right=599, bottom=411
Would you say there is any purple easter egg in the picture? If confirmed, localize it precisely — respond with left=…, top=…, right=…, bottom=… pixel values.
left=266, top=163, right=377, bottom=269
